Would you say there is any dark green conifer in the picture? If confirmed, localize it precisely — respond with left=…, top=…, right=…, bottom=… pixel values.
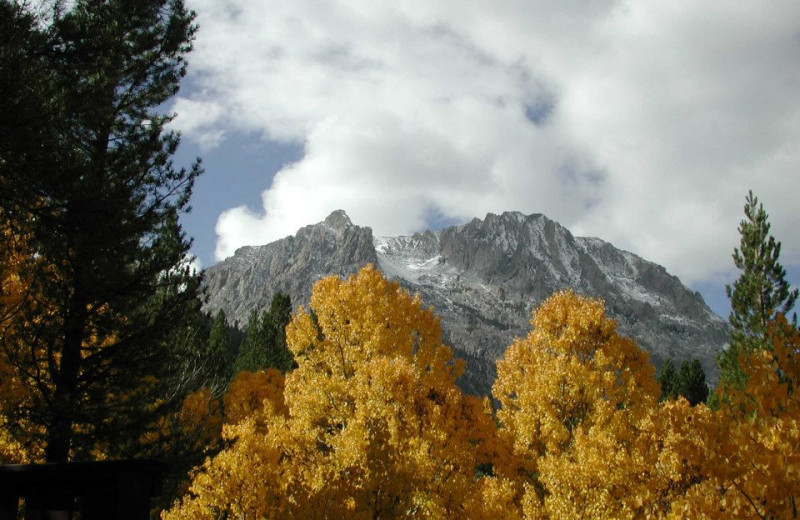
left=0, top=0, right=201, bottom=462
left=657, top=359, right=679, bottom=401
left=264, top=292, right=294, bottom=373
left=207, top=309, right=234, bottom=385
left=658, top=358, right=708, bottom=405
left=233, top=293, right=295, bottom=374
left=234, top=310, right=263, bottom=374
left=718, top=191, right=798, bottom=394
left=678, top=359, right=708, bottom=406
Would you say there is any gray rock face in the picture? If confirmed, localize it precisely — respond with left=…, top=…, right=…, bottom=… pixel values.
left=203, top=210, right=377, bottom=323
left=204, top=210, right=728, bottom=395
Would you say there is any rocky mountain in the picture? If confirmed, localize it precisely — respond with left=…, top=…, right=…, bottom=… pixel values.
left=203, top=210, right=728, bottom=395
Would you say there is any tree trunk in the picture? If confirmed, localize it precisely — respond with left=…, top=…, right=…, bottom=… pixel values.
left=45, top=279, right=87, bottom=462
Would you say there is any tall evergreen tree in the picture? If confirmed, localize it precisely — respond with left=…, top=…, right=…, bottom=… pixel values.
left=206, top=309, right=234, bottom=388
left=657, top=359, right=680, bottom=401
left=234, top=310, right=263, bottom=374
left=234, top=293, right=294, bottom=374
left=678, top=359, right=708, bottom=406
left=264, top=292, right=294, bottom=373
left=0, top=2, right=58, bottom=209
left=718, top=191, right=798, bottom=394
left=658, top=358, right=708, bottom=405
left=0, top=0, right=201, bottom=462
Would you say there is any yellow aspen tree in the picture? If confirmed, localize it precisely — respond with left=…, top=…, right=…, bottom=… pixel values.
left=0, top=223, right=28, bottom=328
left=176, top=387, right=223, bottom=454
left=0, top=221, right=52, bottom=461
left=494, top=291, right=667, bottom=518
left=165, top=265, right=503, bottom=519
left=637, top=398, right=726, bottom=519
left=463, top=475, right=524, bottom=520
left=162, top=402, right=290, bottom=520
left=682, top=314, right=800, bottom=519
left=222, top=368, right=287, bottom=426
left=136, top=372, right=286, bottom=511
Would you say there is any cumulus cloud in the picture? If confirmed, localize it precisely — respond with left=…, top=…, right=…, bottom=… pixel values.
left=176, top=0, right=800, bottom=284
left=170, top=98, right=227, bottom=149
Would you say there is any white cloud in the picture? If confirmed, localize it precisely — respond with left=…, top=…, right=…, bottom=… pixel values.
left=176, top=0, right=800, bottom=284
left=188, top=255, right=203, bottom=275
left=170, top=98, right=227, bottom=149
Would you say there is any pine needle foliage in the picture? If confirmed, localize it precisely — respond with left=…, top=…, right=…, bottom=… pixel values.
left=0, top=0, right=202, bottom=462
left=719, top=190, right=798, bottom=396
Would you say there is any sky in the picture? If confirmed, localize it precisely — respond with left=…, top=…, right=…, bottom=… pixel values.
left=170, top=0, right=800, bottom=319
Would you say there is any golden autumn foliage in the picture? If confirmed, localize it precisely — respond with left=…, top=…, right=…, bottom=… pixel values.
left=223, top=368, right=287, bottom=426
left=493, top=291, right=800, bottom=519
left=165, top=270, right=799, bottom=519
left=165, top=265, right=500, bottom=519
left=0, top=223, right=28, bottom=328
left=140, top=387, right=224, bottom=458
left=680, top=315, right=800, bottom=519
left=494, top=291, right=673, bottom=518
left=0, top=221, right=50, bottom=462
left=136, top=370, right=288, bottom=479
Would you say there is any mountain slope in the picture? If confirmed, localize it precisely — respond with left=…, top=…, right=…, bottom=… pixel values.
left=204, top=210, right=377, bottom=321
left=203, top=210, right=728, bottom=395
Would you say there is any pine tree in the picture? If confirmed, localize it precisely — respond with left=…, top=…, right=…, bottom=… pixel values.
left=0, top=0, right=201, bottom=462
left=658, top=358, right=708, bottom=405
left=263, top=292, right=294, bottom=373
left=678, top=359, right=708, bottom=406
left=234, top=310, right=264, bottom=374
left=206, top=309, right=234, bottom=386
left=657, top=359, right=680, bottom=401
left=0, top=2, right=59, bottom=207
left=718, top=191, right=798, bottom=394
left=233, top=293, right=294, bottom=374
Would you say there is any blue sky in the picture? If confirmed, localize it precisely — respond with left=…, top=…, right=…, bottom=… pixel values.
left=171, top=0, right=800, bottom=319
left=174, top=133, right=302, bottom=263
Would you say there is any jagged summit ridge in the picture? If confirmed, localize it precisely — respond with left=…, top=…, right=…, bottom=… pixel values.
left=204, top=211, right=376, bottom=321
left=322, top=209, right=354, bottom=233
left=203, top=210, right=727, bottom=395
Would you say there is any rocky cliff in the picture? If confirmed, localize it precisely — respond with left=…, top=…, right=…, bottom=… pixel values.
left=204, top=210, right=377, bottom=321
left=203, top=210, right=728, bottom=395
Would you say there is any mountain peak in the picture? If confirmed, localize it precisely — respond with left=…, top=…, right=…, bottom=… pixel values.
left=482, top=211, right=548, bottom=225
left=323, top=209, right=353, bottom=230
left=203, top=209, right=727, bottom=396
